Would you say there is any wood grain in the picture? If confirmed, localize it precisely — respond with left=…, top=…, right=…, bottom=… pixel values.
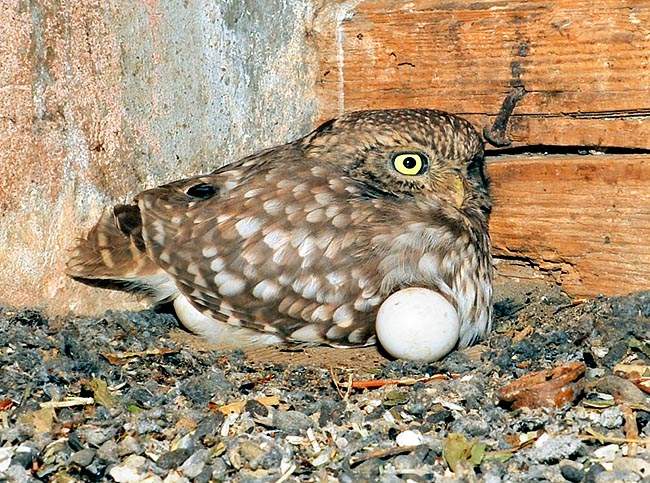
left=488, top=154, right=650, bottom=297
left=316, top=0, right=650, bottom=148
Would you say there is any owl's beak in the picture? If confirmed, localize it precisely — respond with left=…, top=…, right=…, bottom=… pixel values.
left=450, top=175, right=465, bottom=209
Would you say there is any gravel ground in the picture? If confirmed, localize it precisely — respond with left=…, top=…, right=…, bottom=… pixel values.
left=1, top=279, right=649, bottom=483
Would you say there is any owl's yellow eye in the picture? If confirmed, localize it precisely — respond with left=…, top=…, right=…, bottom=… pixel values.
left=392, top=153, right=428, bottom=176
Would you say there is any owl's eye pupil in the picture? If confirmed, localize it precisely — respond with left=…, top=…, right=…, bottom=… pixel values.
left=403, top=157, right=417, bottom=169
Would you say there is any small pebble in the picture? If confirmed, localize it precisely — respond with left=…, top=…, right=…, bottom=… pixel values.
left=593, top=444, right=619, bottom=462
left=395, top=430, right=423, bottom=447
left=271, top=409, right=313, bottom=433
left=117, top=435, right=144, bottom=457
left=97, top=440, right=119, bottom=463
left=560, top=459, right=585, bottom=483
left=528, top=434, right=583, bottom=463
left=179, top=449, right=208, bottom=478
left=599, top=406, right=623, bottom=429
left=109, top=455, right=153, bottom=483
left=156, top=448, right=191, bottom=470
left=70, top=448, right=96, bottom=467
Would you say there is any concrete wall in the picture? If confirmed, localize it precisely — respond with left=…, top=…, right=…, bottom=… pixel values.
left=1, top=0, right=324, bottom=314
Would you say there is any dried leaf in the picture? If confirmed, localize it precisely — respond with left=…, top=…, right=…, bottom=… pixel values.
left=497, top=361, right=586, bottom=409
left=350, top=375, right=448, bottom=389
left=443, top=433, right=472, bottom=472
left=628, top=337, right=650, bottom=358
left=0, top=399, right=13, bottom=412
left=29, top=408, right=55, bottom=434
left=383, top=390, right=409, bottom=407
left=215, top=396, right=280, bottom=415
left=102, top=347, right=179, bottom=365
left=87, top=378, right=116, bottom=409
left=469, top=443, right=486, bottom=466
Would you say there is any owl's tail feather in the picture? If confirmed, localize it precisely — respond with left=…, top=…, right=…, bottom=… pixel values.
left=66, top=204, right=176, bottom=303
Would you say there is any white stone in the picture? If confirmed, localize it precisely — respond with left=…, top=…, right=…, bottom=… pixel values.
left=375, top=287, right=460, bottom=362
left=395, top=430, right=424, bottom=447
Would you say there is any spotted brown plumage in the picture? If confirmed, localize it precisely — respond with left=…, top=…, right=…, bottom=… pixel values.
left=67, top=109, right=493, bottom=350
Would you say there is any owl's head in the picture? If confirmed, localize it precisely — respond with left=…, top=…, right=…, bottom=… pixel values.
left=301, top=109, right=490, bottom=218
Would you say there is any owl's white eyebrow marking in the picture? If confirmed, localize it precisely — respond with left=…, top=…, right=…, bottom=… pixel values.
left=235, top=216, right=262, bottom=238
left=202, top=246, right=218, bottom=258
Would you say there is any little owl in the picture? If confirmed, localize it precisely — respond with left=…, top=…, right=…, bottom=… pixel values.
left=67, top=109, right=493, bottom=351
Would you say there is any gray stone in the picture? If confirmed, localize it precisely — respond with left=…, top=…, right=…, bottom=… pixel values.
left=70, top=448, right=97, bottom=467
left=272, top=409, right=313, bottom=433
left=179, top=449, right=208, bottom=478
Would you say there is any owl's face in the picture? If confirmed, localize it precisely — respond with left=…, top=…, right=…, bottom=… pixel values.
left=301, top=109, right=490, bottom=218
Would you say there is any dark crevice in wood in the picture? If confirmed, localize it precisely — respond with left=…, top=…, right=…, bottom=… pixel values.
left=485, top=144, right=650, bottom=158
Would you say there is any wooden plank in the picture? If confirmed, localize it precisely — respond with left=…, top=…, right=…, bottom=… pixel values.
left=487, top=154, right=650, bottom=297
left=316, top=0, right=650, bottom=148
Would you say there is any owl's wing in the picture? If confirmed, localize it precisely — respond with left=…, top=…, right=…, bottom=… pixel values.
left=138, top=154, right=385, bottom=346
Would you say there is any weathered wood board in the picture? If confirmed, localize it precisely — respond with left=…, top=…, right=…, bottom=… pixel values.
left=316, top=0, right=650, bottom=149
left=488, top=154, right=650, bottom=297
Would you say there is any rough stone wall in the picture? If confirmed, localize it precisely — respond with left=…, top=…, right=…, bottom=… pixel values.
left=1, top=0, right=321, bottom=314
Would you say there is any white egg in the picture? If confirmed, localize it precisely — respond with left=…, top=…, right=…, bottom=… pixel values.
left=375, top=287, right=460, bottom=362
